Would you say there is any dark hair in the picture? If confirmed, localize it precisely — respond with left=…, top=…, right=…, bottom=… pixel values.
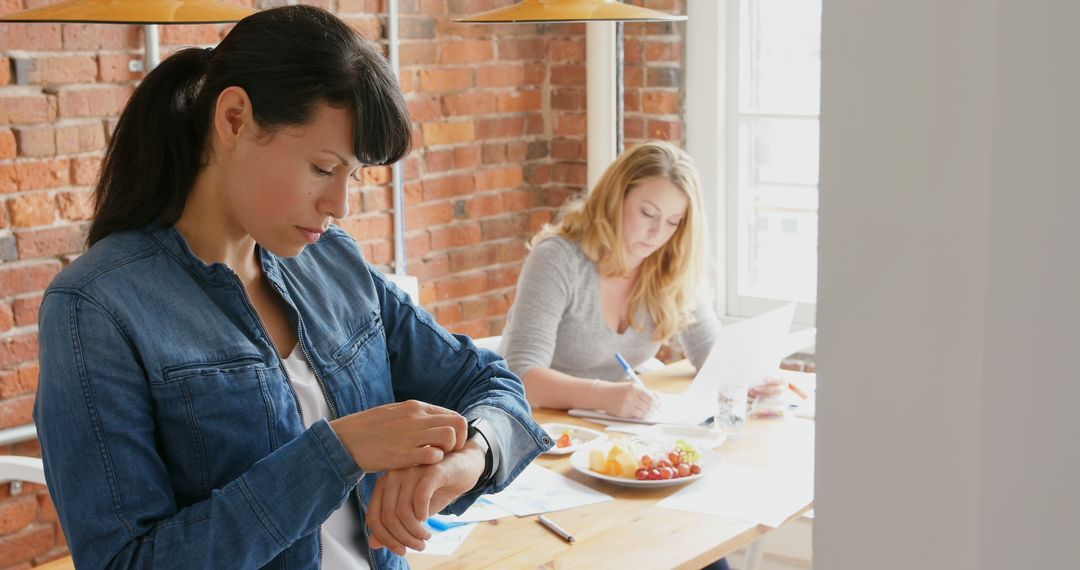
left=88, top=5, right=411, bottom=246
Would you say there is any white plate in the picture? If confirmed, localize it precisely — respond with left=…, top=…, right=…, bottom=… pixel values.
left=540, top=423, right=606, bottom=455
left=568, top=440, right=721, bottom=488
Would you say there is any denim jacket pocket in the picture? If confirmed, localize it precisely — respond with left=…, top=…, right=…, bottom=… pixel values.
left=328, top=311, right=394, bottom=409
left=153, top=356, right=277, bottom=505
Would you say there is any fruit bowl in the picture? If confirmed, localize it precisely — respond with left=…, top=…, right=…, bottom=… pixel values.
left=568, top=439, right=722, bottom=488
left=540, top=423, right=606, bottom=455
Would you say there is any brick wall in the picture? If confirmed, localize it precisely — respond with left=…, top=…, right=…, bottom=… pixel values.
left=0, top=0, right=686, bottom=565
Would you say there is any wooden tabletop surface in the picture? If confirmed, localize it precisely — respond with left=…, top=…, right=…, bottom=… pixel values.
left=408, top=360, right=816, bottom=569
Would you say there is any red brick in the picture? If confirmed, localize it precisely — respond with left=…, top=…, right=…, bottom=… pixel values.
left=0, top=332, right=37, bottom=370
left=7, top=193, right=55, bottom=228
left=429, top=222, right=482, bottom=250
left=497, top=37, right=547, bottom=61
left=55, top=122, right=106, bottom=154
left=553, top=162, right=587, bottom=186
left=524, top=63, right=546, bottom=85
left=550, top=88, right=583, bottom=112
left=441, top=92, right=495, bottom=117
left=476, top=117, right=524, bottom=139
left=346, top=16, right=383, bottom=40
left=496, top=91, right=541, bottom=113
left=0, top=130, right=16, bottom=159
left=0, top=23, right=62, bottom=50
left=435, top=302, right=462, bottom=326
left=551, top=65, right=586, bottom=86
left=0, top=262, right=62, bottom=297
left=418, top=68, right=472, bottom=93
left=0, top=93, right=57, bottom=125
left=549, top=38, right=585, bottom=62
left=361, top=240, right=392, bottom=265
left=624, top=116, right=646, bottom=139
left=551, top=138, right=583, bottom=160
left=0, top=56, right=8, bottom=85
left=339, top=213, right=392, bottom=241
left=645, top=40, right=681, bottom=62
left=407, top=96, right=440, bottom=123
left=395, top=16, right=435, bottom=40
left=450, top=320, right=491, bottom=339
left=361, top=166, right=391, bottom=186
left=405, top=202, right=455, bottom=229
left=0, top=523, right=54, bottom=566
left=57, top=85, right=133, bottom=118
left=554, top=113, right=586, bottom=136
left=13, top=127, right=55, bottom=158
left=543, top=187, right=578, bottom=207
left=480, top=213, right=528, bottom=240
left=448, top=243, right=498, bottom=273
left=474, top=167, right=523, bottom=192
left=625, top=90, right=641, bottom=112
left=524, top=163, right=551, bottom=185
left=453, top=146, right=481, bottom=169
left=481, top=143, right=506, bottom=165
left=647, top=119, right=684, bottom=141
left=13, top=55, right=97, bottom=85
left=624, top=38, right=644, bottom=65
left=397, top=70, right=416, bottom=93
left=643, top=91, right=681, bottom=115
left=421, top=122, right=475, bottom=146
left=62, top=23, right=140, bottom=50
left=11, top=296, right=38, bottom=329
left=507, top=141, right=528, bottom=162
left=422, top=174, right=475, bottom=201
left=0, top=303, right=12, bottom=333
left=410, top=254, right=450, bottom=284
left=97, top=53, right=142, bottom=83
left=646, top=66, right=681, bottom=88
left=160, top=24, right=222, bottom=46
left=0, top=495, right=36, bottom=535
left=525, top=114, right=543, bottom=135
left=16, top=225, right=87, bottom=259
left=434, top=272, right=488, bottom=301
left=338, top=0, right=382, bottom=12
left=423, top=150, right=454, bottom=173
left=55, top=190, right=93, bottom=221
left=399, top=42, right=438, bottom=66
left=463, top=194, right=503, bottom=219
left=439, top=40, right=495, bottom=64
left=476, top=64, right=525, bottom=88
left=503, top=188, right=537, bottom=211
left=405, top=232, right=430, bottom=259
left=70, top=156, right=101, bottom=186
left=16, top=365, right=38, bottom=396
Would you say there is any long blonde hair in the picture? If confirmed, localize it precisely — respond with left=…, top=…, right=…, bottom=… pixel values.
left=531, top=141, right=707, bottom=342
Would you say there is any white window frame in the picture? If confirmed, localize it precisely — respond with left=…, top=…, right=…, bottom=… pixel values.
left=685, top=0, right=817, bottom=328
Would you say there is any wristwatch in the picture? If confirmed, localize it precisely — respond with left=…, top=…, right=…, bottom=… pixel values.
left=466, top=418, right=495, bottom=492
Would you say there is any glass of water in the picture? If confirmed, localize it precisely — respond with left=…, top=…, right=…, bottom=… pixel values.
left=715, top=379, right=749, bottom=438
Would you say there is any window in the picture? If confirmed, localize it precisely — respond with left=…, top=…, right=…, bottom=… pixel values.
left=686, top=0, right=821, bottom=325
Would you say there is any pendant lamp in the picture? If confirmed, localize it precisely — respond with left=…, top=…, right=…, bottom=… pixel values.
left=0, top=0, right=256, bottom=70
left=453, top=0, right=686, bottom=24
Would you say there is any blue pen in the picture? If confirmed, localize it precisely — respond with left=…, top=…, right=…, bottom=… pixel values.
left=426, top=517, right=468, bottom=531
left=614, top=352, right=645, bottom=386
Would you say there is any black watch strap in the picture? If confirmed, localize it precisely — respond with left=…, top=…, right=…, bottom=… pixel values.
left=466, top=418, right=495, bottom=493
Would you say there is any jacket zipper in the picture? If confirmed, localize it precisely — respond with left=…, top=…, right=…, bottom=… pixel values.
left=229, top=269, right=332, bottom=569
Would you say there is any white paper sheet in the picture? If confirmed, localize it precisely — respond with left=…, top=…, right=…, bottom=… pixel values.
left=432, top=497, right=514, bottom=524
left=568, top=391, right=715, bottom=426
left=408, top=522, right=478, bottom=556
left=482, top=463, right=613, bottom=516
left=656, top=462, right=813, bottom=527
left=684, top=302, right=798, bottom=398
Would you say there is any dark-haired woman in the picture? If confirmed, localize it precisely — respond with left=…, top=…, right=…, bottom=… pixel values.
left=33, top=6, right=549, bottom=569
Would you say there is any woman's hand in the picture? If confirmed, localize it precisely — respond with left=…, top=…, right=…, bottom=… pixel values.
left=595, top=381, right=662, bottom=419
left=329, top=400, right=468, bottom=473
left=749, top=378, right=787, bottom=400
left=365, top=441, right=487, bottom=555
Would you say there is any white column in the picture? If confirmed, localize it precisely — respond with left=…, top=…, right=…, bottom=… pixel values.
left=586, top=22, right=617, bottom=191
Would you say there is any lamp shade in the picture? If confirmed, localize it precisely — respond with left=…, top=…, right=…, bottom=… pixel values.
left=0, top=0, right=255, bottom=24
left=454, top=0, right=687, bottom=24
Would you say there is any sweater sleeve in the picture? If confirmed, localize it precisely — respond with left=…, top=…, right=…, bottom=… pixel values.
left=499, top=239, right=577, bottom=379
left=677, top=292, right=722, bottom=371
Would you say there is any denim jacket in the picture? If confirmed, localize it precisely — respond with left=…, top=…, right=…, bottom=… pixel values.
left=34, top=225, right=552, bottom=569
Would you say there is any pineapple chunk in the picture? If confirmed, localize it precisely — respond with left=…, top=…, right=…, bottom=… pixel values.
left=589, top=448, right=607, bottom=474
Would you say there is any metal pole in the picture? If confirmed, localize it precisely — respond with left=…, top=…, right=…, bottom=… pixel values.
left=586, top=21, right=618, bottom=191
left=388, top=0, right=407, bottom=275
left=143, top=24, right=160, bottom=70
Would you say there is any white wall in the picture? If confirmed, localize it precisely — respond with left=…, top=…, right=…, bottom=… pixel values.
left=815, top=1, right=1080, bottom=569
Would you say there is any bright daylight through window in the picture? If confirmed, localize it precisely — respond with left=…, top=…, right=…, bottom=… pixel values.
left=732, top=0, right=821, bottom=309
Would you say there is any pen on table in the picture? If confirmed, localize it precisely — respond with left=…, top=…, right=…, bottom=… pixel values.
left=787, top=382, right=809, bottom=400
left=537, top=515, right=575, bottom=543
left=425, top=517, right=467, bottom=531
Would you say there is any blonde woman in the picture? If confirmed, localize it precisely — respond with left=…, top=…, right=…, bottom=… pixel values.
left=498, top=141, right=720, bottom=419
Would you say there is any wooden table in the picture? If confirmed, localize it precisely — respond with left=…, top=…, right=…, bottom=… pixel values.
left=409, top=361, right=815, bottom=569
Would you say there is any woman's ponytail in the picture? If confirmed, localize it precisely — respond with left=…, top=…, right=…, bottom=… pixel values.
left=87, top=47, right=212, bottom=246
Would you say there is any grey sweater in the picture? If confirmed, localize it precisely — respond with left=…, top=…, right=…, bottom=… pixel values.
left=498, top=237, right=720, bottom=381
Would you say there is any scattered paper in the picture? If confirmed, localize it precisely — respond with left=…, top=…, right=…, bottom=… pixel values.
left=408, top=522, right=478, bottom=556
left=482, top=463, right=613, bottom=516
left=568, top=391, right=714, bottom=426
left=656, top=462, right=812, bottom=527
left=434, top=497, right=513, bottom=524
left=684, top=302, right=798, bottom=398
